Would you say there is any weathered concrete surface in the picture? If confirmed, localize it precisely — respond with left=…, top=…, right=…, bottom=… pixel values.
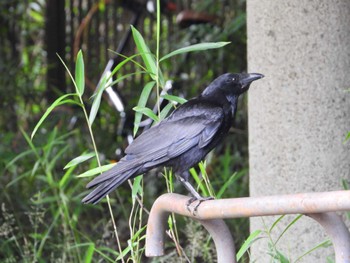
left=247, top=0, right=350, bottom=261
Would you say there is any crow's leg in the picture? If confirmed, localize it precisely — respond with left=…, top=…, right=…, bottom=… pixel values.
left=177, top=172, right=214, bottom=215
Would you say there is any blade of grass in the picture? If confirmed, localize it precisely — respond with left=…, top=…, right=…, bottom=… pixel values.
left=31, top=93, right=76, bottom=139
left=59, top=166, right=76, bottom=189
left=294, top=239, right=332, bottom=262
left=75, top=50, right=85, bottom=96
left=108, top=71, right=148, bottom=87
left=159, top=42, right=231, bottom=62
left=269, top=215, right=285, bottom=233
left=83, top=243, right=95, bottom=263
left=190, top=167, right=209, bottom=196
left=274, top=214, right=303, bottom=245
left=216, top=172, right=239, bottom=199
left=107, top=52, right=146, bottom=79
left=236, top=230, right=262, bottom=261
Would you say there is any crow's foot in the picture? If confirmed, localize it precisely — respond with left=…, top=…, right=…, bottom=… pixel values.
left=186, top=196, right=214, bottom=216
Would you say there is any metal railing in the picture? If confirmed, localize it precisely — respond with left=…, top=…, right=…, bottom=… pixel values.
left=145, top=191, right=350, bottom=262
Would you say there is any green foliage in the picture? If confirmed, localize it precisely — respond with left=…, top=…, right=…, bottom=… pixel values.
left=1, top=0, right=251, bottom=262
left=245, top=215, right=334, bottom=262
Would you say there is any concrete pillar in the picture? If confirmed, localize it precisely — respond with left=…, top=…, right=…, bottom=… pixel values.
left=247, top=0, right=350, bottom=261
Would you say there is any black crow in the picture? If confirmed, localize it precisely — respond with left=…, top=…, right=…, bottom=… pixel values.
left=82, top=73, right=264, bottom=204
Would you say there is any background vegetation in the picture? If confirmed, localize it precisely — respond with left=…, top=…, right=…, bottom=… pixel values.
left=0, top=0, right=252, bottom=262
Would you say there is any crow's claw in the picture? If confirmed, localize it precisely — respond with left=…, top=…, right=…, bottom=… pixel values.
left=186, top=196, right=214, bottom=216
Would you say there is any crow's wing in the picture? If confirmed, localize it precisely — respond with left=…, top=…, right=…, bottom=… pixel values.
left=85, top=104, right=224, bottom=189
left=125, top=103, right=224, bottom=159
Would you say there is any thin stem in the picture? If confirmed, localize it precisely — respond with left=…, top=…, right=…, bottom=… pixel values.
left=155, top=0, right=161, bottom=118
left=79, top=96, right=125, bottom=263
left=106, top=195, right=124, bottom=262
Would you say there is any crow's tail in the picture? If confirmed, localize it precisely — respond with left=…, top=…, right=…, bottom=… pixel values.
left=82, top=164, right=138, bottom=204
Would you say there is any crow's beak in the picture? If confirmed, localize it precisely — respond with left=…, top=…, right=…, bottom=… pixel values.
left=240, top=73, right=264, bottom=87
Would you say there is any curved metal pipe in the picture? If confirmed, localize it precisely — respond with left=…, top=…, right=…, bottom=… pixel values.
left=145, top=194, right=236, bottom=263
left=145, top=191, right=350, bottom=262
left=307, top=213, right=350, bottom=262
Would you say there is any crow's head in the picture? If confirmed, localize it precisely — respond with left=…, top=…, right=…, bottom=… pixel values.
left=202, top=72, right=264, bottom=97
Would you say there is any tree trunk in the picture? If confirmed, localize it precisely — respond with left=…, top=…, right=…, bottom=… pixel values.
left=45, top=0, right=66, bottom=100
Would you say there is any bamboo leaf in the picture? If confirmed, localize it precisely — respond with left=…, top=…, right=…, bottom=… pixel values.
left=159, top=102, right=174, bottom=121
left=131, top=25, right=157, bottom=77
left=159, top=42, right=231, bottom=62
left=133, top=106, right=159, bottom=123
left=75, top=50, right=85, bottom=96
left=131, top=25, right=164, bottom=86
left=31, top=93, right=76, bottom=139
left=77, top=163, right=116, bottom=178
left=89, top=74, right=107, bottom=125
left=161, top=94, right=187, bottom=105
left=133, top=81, right=155, bottom=136
left=64, top=152, right=96, bottom=169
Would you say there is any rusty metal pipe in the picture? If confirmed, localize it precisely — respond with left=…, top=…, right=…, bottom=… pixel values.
left=197, top=219, right=236, bottom=263
left=307, top=213, right=350, bottom=262
left=145, top=198, right=236, bottom=262
left=145, top=191, right=350, bottom=261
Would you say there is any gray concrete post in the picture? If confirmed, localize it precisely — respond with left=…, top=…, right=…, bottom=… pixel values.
left=247, top=0, right=350, bottom=261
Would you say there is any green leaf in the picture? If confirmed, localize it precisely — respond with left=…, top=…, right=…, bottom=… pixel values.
left=77, top=163, right=116, bottom=178
left=159, top=102, right=174, bottom=121
left=131, top=26, right=156, bottom=75
left=159, top=42, right=231, bottom=62
left=134, top=81, right=155, bottom=135
left=131, top=25, right=164, bottom=86
left=236, top=230, right=261, bottom=261
left=89, top=74, right=107, bottom=125
left=131, top=175, right=143, bottom=204
left=75, top=50, right=85, bottom=96
left=133, top=106, right=159, bottom=123
left=344, top=131, right=350, bottom=143
left=161, top=94, right=187, bottom=105
left=64, top=152, right=96, bottom=169
left=31, top=93, right=76, bottom=139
